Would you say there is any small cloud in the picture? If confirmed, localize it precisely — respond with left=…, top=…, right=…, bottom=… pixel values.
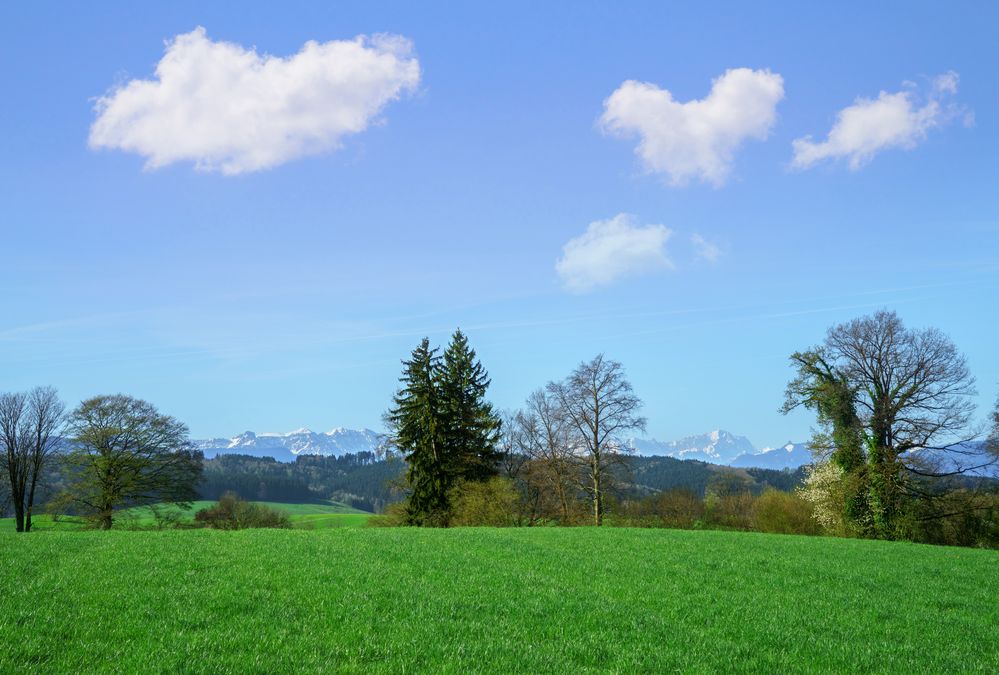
left=691, top=233, right=722, bottom=263
left=89, top=27, right=420, bottom=174
left=556, top=214, right=673, bottom=293
left=933, top=71, right=959, bottom=95
left=600, top=68, right=785, bottom=187
left=791, top=72, right=966, bottom=170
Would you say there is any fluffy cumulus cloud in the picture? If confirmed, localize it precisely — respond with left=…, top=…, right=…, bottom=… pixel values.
left=89, top=27, right=421, bottom=174
left=600, top=68, right=785, bottom=186
left=791, top=72, right=965, bottom=170
left=556, top=214, right=673, bottom=293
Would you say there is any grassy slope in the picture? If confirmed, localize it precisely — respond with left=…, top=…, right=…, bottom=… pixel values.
left=1, top=528, right=996, bottom=673
left=0, top=500, right=370, bottom=531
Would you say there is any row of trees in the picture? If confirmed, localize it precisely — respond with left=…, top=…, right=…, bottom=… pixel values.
left=0, top=391, right=202, bottom=531
left=501, top=354, right=645, bottom=526
left=199, top=452, right=396, bottom=512
left=387, top=313, right=997, bottom=545
left=387, top=327, right=647, bottom=526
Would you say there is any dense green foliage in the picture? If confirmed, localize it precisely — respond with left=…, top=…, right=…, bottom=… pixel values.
left=386, top=338, right=449, bottom=523
left=438, top=330, right=502, bottom=482
left=59, top=394, right=202, bottom=529
left=629, top=456, right=806, bottom=496
left=198, top=452, right=395, bottom=512
left=386, top=332, right=502, bottom=525
left=1, top=528, right=996, bottom=672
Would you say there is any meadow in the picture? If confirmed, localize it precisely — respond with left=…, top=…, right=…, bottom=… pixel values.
left=1, top=527, right=996, bottom=672
left=0, top=500, right=371, bottom=531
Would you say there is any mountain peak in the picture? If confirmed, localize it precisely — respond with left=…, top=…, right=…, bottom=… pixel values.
left=631, top=429, right=755, bottom=464
left=198, top=426, right=381, bottom=461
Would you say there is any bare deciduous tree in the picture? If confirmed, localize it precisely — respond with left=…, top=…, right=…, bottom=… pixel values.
left=549, top=354, right=646, bottom=526
left=0, top=387, right=65, bottom=532
left=785, top=310, right=984, bottom=537
left=0, top=391, right=30, bottom=531
left=516, top=389, right=578, bottom=523
left=990, top=396, right=999, bottom=456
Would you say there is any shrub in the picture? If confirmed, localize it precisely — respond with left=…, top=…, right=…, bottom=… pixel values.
left=366, top=501, right=410, bottom=527
left=619, top=489, right=705, bottom=529
left=910, top=489, right=999, bottom=549
left=704, top=492, right=756, bottom=530
left=753, top=489, right=822, bottom=535
left=194, top=492, right=290, bottom=530
left=449, top=477, right=520, bottom=527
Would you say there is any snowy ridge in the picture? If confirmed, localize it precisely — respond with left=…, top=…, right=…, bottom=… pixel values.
left=196, top=427, right=382, bottom=461
left=729, top=442, right=812, bottom=470
left=629, top=430, right=815, bottom=469
left=629, top=430, right=756, bottom=464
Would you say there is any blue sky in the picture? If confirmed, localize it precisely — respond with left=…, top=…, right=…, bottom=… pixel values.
left=1, top=2, right=997, bottom=447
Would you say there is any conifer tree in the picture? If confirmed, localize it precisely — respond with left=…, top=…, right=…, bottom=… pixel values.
left=385, top=338, right=450, bottom=524
left=438, top=329, right=503, bottom=483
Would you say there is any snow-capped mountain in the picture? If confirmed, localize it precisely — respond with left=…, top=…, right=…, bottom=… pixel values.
left=196, top=427, right=382, bottom=461
left=629, top=430, right=757, bottom=465
left=730, top=442, right=813, bottom=470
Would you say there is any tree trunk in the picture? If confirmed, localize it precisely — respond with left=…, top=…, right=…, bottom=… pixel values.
left=13, top=501, right=25, bottom=533
left=592, top=458, right=603, bottom=527
left=25, top=477, right=38, bottom=533
left=99, top=511, right=113, bottom=530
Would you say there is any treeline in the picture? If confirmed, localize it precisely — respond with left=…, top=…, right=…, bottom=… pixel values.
left=5, top=310, right=998, bottom=547
left=191, top=452, right=808, bottom=517
left=386, top=313, right=998, bottom=548
left=2, top=392, right=201, bottom=531
left=384, top=335, right=810, bottom=528
left=199, top=452, right=400, bottom=513
left=628, top=456, right=807, bottom=497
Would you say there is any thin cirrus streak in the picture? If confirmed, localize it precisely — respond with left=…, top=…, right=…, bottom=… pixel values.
left=0, top=281, right=983, bottom=372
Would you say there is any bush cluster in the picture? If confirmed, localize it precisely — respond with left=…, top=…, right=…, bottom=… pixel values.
left=614, top=487, right=821, bottom=536
left=194, top=492, right=291, bottom=530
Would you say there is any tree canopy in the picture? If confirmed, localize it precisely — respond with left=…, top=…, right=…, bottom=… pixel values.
left=784, top=310, right=982, bottom=538
left=61, top=394, right=203, bottom=529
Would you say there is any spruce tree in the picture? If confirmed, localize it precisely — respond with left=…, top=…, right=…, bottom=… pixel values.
left=438, top=329, right=502, bottom=483
left=385, top=338, right=450, bottom=525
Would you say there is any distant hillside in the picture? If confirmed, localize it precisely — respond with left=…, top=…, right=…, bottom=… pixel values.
left=194, top=452, right=808, bottom=512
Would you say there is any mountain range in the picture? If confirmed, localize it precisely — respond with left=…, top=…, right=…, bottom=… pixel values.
left=196, top=426, right=814, bottom=470
left=628, top=430, right=812, bottom=470
left=194, top=425, right=996, bottom=477
left=195, top=428, right=384, bottom=462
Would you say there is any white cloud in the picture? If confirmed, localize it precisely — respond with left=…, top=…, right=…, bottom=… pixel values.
left=791, top=72, right=963, bottom=170
left=600, top=68, right=785, bottom=186
left=556, top=214, right=673, bottom=293
left=691, top=233, right=722, bottom=263
left=89, top=27, right=420, bottom=174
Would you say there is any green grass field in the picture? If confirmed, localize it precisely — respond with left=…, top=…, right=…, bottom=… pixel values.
left=0, top=499, right=371, bottom=531
left=1, top=528, right=996, bottom=672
